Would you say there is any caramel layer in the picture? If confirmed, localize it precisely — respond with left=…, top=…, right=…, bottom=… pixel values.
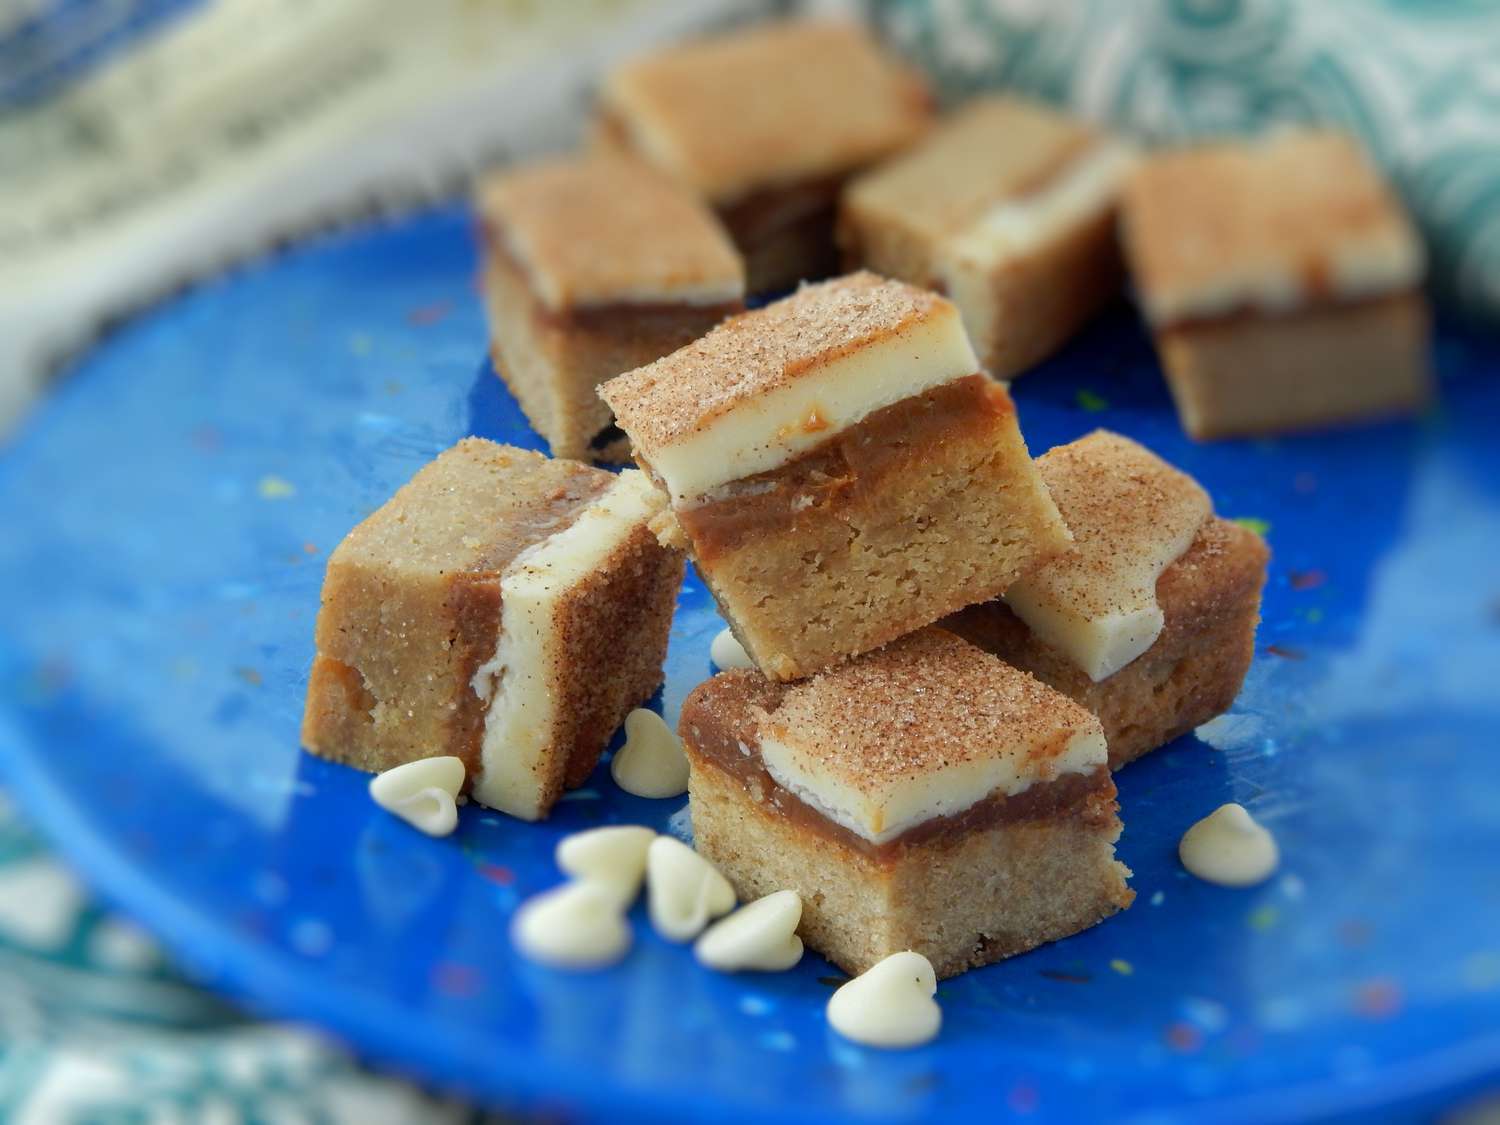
left=716, top=172, right=845, bottom=250
left=673, top=373, right=1006, bottom=562
left=681, top=675, right=1113, bottom=864
left=1155, top=286, right=1418, bottom=335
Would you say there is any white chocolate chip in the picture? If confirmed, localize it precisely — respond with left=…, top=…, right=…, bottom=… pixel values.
left=610, top=709, right=689, bottom=799
left=510, top=882, right=631, bottom=969
left=1179, top=803, right=1280, bottom=887
left=368, top=756, right=465, bottom=836
left=556, top=825, right=656, bottom=908
left=645, top=836, right=735, bottom=942
left=710, top=627, right=755, bottom=671
left=694, top=890, right=803, bottom=972
left=827, top=951, right=942, bottom=1049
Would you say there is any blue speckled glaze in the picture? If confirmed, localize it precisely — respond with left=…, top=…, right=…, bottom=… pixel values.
left=1, top=205, right=1499, bottom=1123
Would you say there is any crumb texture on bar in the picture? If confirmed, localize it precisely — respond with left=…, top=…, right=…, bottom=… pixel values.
left=477, top=155, right=743, bottom=310
left=600, top=272, right=979, bottom=501
left=689, top=752, right=1132, bottom=978
left=302, top=440, right=613, bottom=775
left=601, top=20, right=930, bottom=204
left=1004, top=431, right=1211, bottom=682
left=1123, top=130, right=1424, bottom=326
left=303, top=443, right=682, bottom=821
left=755, top=630, right=1107, bottom=842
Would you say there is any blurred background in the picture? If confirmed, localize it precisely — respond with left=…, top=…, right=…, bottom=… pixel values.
left=0, top=0, right=1496, bottom=1120
left=4, top=0, right=1497, bottom=438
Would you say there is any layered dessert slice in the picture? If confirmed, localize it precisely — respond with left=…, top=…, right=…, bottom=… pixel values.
left=839, top=97, right=1137, bottom=378
left=599, top=272, right=1070, bottom=681
left=301, top=439, right=684, bottom=820
left=681, top=628, right=1133, bottom=978
left=477, top=156, right=744, bottom=461
left=944, top=431, right=1268, bottom=768
left=593, top=20, right=931, bottom=292
left=1121, top=130, right=1431, bottom=439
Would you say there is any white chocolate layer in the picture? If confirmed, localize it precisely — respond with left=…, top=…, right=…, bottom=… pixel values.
left=1003, top=431, right=1211, bottom=682
left=939, top=140, right=1136, bottom=367
left=647, top=304, right=979, bottom=505
left=1142, top=217, right=1424, bottom=328
left=945, top=140, right=1139, bottom=268
left=470, top=471, right=661, bottom=819
left=757, top=726, right=1106, bottom=846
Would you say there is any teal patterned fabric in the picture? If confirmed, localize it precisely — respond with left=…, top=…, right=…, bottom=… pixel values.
left=0, top=790, right=479, bottom=1124
left=872, top=0, right=1500, bottom=321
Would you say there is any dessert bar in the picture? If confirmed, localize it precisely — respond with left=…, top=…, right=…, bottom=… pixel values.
left=600, top=272, right=1070, bottom=681
left=681, top=628, right=1133, bottom=978
left=945, top=430, right=1268, bottom=768
left=594, top=20, right=931, bottom=292
left=302, top=439, right=684, bottom=820
left=840, top=97, right=1136, bottom=378
left=477, top=156, right=744, bottom=461
left=1121, top=130, right=1430, bottom=439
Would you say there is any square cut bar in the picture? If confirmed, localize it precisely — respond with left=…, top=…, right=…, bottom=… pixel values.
left=600, top=272, right=1071, bottom=681
left=477, top=156, right=745, bottom=462
left=681, top=628, right=1133, bottom=978
left=840, top=97, right=1136, bottom=379
left=944, top=431, right=1269, bottom=768
left=1121, top=130, right=1431, bottom=439
left=301, top=439, right=684, bottom=820
left=593, top=20, right=931, bottom=292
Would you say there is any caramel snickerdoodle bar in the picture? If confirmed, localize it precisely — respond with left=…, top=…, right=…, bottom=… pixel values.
left=593, top=20, right=931, bottom=292
left=599, top=272, right=1070, bottom=681
left=1121, top=129, right=1431, bottom=439
left=681, top=628, right=1133, bottom=979
left=945, top=431, right=1268, bottom=768
left=477, top=156, right=744, bottom=461
left=302, top=439, right=684, bottom=820
left=840, top=96, right=1137, bottom=378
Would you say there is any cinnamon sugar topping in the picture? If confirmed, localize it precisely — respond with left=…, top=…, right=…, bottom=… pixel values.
left=760, top=629, right=1099, bottom=796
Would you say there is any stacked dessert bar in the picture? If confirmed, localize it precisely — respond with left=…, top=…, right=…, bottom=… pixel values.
left=602, top=274, right=1268, bottom=975
left=303, top=15, right=1454, bottom=984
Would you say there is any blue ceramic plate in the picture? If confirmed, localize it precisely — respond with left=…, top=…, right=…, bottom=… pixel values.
left=2, top=206, right=1499, bottom=1123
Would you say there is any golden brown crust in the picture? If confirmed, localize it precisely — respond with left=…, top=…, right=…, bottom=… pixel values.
left=1157, top=291, right=1431, bottom=439
left=300, top=442, right=685, bottom=821
left=476, top=155, right=743, bottom=311
left=841, top=97, right=1097, bottom=245
left=688, top=753, right=1131, bottom=978
left=945, top=518, right=1269, bottom=767
left=599, top=20, right=931, bottom=205
left=1122, top=130, right=1421, bottom=320
left=599, top=271, right=955, bottom=457
left=302, top=441, right=614, bottom=777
